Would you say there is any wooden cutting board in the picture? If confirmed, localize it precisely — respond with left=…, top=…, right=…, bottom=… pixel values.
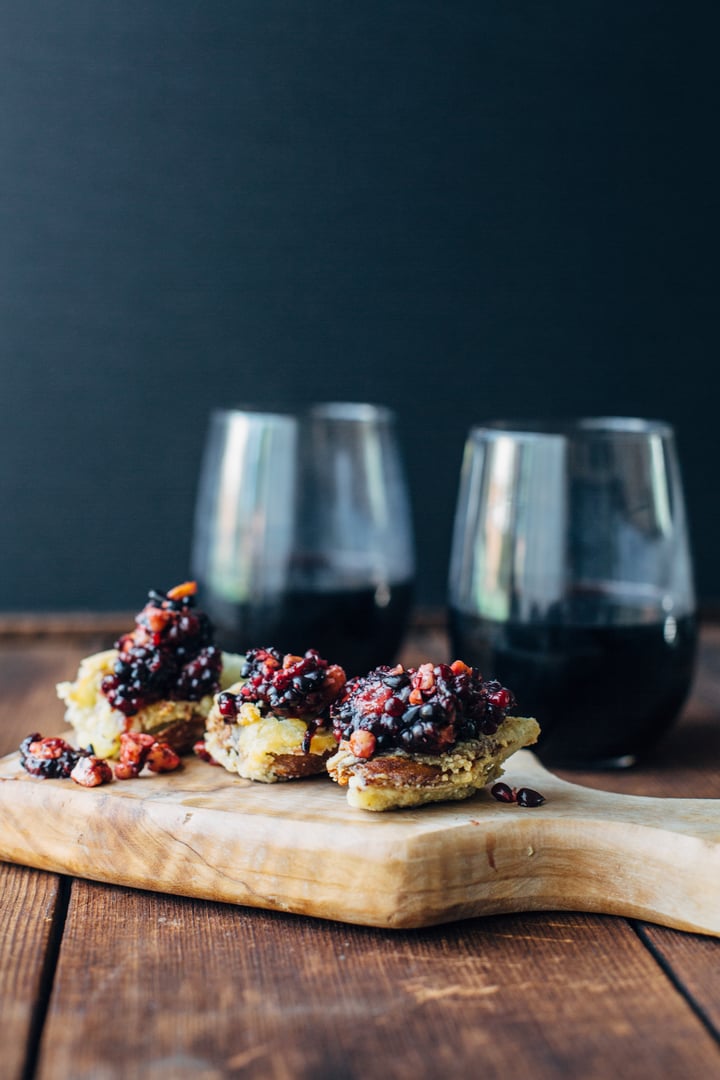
left=1, top=747, right=718, bottom=934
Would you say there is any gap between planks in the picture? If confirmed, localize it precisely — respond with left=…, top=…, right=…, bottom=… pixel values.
left=630, top=921, right=720, bottom=1046
left=21, top=877, right=72, bottom=1080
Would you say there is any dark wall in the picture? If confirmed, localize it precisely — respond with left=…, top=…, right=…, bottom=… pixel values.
left=1, top=2, right=719, bottom=611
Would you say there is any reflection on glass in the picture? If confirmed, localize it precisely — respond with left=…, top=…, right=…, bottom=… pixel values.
left=192, top=403, right=415, bottom=676
left=448, top=418, right=697, bottom=768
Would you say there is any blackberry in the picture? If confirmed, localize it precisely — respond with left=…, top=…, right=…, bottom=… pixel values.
left=175, top=645, right=222, bottom=701
left=329, top=660, right=515, bottom=757
left=101, top=582, right=222, bottom=716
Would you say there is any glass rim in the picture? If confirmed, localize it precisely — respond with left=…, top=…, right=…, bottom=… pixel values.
left=210, top=401, right=394, bottom=424
left=467, top=416, right=674, bottom=442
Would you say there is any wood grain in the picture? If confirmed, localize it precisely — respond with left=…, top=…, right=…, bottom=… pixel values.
left=637, top=923, right=720, bottom=1041
left=0, top=641, right=88, bottom=757
left=0, top=864, right=66, bottom=1080
left=33, top=886, right=720, bottom=1080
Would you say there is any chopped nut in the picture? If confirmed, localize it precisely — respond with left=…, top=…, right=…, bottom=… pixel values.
left=70, top=756, right=113, bottom=787
left=114, top=731, right=181, bottom=778
left=166, top=581, right=198, bottom=601
left=415, top=663, right=436, bottom=691
left=143, top=607, right=171, bottom=633
left=349, top=729, right=377, bottom=759
left=146, top=742, right=181, bottom=773
left=114, top=760, right=140, bottom=780
left=118, top=731, right=155, bottom=769
left=27, top=737, right=68, bottom=760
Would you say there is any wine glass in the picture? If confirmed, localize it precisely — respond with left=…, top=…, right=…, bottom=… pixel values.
left=448, top=418, right=697, bottom=768
left=192, top=403, right=415, bottom=676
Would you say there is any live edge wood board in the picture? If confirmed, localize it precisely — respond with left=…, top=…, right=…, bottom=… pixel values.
left=0, top=749, right=718, bottom=935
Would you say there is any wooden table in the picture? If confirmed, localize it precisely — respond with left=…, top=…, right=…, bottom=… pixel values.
left=1, top=619, right=719, bottom=1079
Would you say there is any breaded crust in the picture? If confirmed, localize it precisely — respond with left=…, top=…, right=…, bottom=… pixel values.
left=326, top=715, right=540, bottom=811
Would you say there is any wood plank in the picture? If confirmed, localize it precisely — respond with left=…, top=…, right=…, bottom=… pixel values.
left=0, top=613, right=132, bottom=640
left=637, top=924, right=720, bottom=1038
left=0, top=641, right=88, bottom=757
left=0, top=864, right=66, bottom=1080
left=34, top=886, right=720, bottom=1080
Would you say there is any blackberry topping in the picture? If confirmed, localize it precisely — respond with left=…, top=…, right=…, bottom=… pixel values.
left=329, top=660, right=516, bottom=757
left=235, top=647, right=346, bottom=723
left=100, top=581, right=222, bottom=717
left=20, top=733, right=91, bottom=778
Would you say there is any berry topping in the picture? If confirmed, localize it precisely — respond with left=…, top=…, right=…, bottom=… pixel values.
left=330, top=661, right=516, bottom=757
left=235, top=647, right=346, bottom=721
left=20, top=733, right=91, bottom=779
left=101, top=584, right=221, bottom=717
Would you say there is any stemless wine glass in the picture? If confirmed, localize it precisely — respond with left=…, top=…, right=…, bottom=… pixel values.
left=192, top=403, right=415, bottom=675
left=448, top=418, right=697, bottom=768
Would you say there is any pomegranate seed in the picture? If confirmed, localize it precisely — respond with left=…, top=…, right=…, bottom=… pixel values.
left=517, top=787, right=545, bottom=807
left=489, top=689, right=512, bottom=709
left=217, top=691, right=239, bottom=719
left=491, top=782, right=517, bottom=803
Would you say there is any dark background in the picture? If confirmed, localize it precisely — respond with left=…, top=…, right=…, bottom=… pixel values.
left=1, top=2, right=718, bottom=613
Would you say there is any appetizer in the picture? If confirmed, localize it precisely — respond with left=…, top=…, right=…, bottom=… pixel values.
left=326, top=660, right=539, bottom=810
left=203, top=646, right=345, bottom=782
left=57, top=582, right=244, bottom=758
